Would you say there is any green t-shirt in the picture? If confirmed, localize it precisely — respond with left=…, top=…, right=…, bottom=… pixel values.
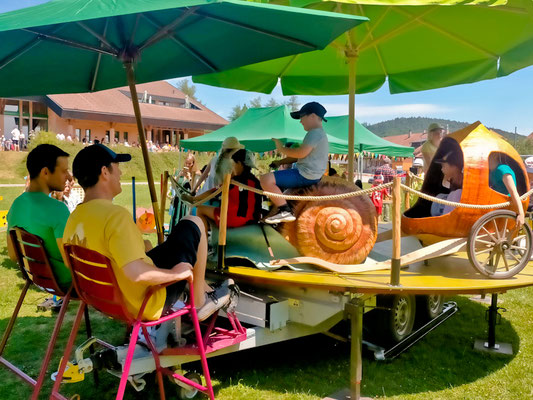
left=7, top=192, right=71, bottom=289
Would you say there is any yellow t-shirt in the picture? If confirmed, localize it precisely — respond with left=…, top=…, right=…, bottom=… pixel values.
left=421, top=140, right=437, bottom=158
left=63, top=199, right=165, bottom=321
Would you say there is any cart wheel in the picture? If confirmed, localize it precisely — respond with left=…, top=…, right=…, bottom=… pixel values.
left=415, top=295, right=444, bottom=323
left=467, top=210, right=533, bottom=279
left=375, top=294, right=416, bottom=344
left=176, top=372, right=203, bottom=400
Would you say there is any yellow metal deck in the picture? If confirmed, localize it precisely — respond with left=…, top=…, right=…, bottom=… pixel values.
left=228, top=253, right=533, bottom=295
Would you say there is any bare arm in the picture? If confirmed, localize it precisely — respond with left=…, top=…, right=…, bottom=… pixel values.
left=272, top=138, right=313, bottom=159
left=503, top=174, right=525, bottom=227
left=270, top=157, right=298, bottom=168
left=122, top=259, right=193, bottom=286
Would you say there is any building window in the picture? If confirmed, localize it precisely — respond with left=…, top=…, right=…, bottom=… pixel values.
left=75, top=128, right=81, bottom=141
left=105, top=130, right=110, bottom=144
left=85, top=129, right=91, bottom=142
left=115, top=131, right=120, bottom=143
left=123, top=132, right=128, bottom=143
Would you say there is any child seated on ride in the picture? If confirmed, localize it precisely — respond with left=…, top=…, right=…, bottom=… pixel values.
left=370, top=175, right=389, bottom=217
left=192, top=137, right=244, bottom=195
left=260, top=102, right=329, bottom=224
left=195, top=149, right=263, bottom=233
left=488, top=152, right=525, bottom=227
left=430, top=151, right=463, bottom=216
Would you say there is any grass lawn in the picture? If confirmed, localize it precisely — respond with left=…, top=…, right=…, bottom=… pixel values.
left=1, top=180, right=533, bottom=398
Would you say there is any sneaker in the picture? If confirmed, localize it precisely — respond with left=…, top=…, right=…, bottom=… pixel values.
left=196, top=281, right=232, bottom=321
left=264, top=210, right=296, bottom=224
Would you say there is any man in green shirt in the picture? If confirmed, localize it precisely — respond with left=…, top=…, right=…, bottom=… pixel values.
left=7, top=144, right=71, bottom=290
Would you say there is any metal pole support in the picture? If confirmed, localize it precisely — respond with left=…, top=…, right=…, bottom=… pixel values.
left=473, top=293, right=512, bottom=355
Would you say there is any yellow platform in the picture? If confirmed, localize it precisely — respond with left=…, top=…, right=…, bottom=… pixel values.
left=228, top=253, right=533, bottom=296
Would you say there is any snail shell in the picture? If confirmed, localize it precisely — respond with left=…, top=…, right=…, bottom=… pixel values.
left=281, top=177, right=378, bottom=265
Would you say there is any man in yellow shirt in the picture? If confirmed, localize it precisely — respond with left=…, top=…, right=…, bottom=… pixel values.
left=63, top=144, right=231, bottom=321
left=421, top=123, right=445, bottom=172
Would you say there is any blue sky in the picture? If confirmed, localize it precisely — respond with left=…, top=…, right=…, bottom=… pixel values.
left=3, top=0, right=533, bottom=135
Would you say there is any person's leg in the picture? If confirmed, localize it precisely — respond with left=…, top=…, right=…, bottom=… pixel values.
left=262, top=169, right=320, bottom=224
left=195, top=205, right=217, bottom=238
left=146, top=216, right=207, bottom=308
left=260, top=172, right=286, bottom=208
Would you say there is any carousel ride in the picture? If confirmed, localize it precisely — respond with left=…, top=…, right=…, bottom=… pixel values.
left=54, top=122, right=533, bottom=400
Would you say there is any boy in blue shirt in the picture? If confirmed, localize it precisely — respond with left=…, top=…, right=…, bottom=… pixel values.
left=261, top=102, right=329, bottom=224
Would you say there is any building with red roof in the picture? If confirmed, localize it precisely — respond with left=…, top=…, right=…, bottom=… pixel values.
left=0, top=81, right=228, bottom=146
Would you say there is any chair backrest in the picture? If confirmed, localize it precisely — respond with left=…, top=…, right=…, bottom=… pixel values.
left=9, top=228, right=66, bottom=296
left=63, top=244, right=134, bottom=323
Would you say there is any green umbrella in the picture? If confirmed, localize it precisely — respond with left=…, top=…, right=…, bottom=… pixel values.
left=193, top=0, right=533, bottom=180
left=181, top=105, right=345, bottom=152
left=0, top=0, right=367, bottom=240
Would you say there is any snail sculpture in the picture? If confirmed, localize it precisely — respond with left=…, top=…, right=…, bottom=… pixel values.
left=280, top=176, right=378, bottom=264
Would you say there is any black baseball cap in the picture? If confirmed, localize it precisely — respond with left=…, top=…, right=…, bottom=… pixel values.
left=434, top=151, right=463, bottom=169
left=73, top=144, right=131, bottom=188
left=290, top=101, right=327, bottom=122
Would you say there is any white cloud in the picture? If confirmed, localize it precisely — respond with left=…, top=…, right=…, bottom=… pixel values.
left=321, top=103, right=453, bottom=119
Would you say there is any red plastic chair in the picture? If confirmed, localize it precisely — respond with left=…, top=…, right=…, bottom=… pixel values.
left=0, top=228, right=93, bottom=400
left=52, top=244, right=216, bottom=400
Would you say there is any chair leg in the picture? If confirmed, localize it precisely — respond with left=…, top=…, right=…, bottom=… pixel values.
left=83, top=305, right=99, bottom=386
left=31, top=289, right=72, bottom=400
left=116, top=322, right=141, bottom=400
left=140, top=326, right=166, bottom=400
left=0, top=280, right=31, bottom=356
left=189, top=308, right=215, bottom=400
left=50, top=302, right=85, bottom=400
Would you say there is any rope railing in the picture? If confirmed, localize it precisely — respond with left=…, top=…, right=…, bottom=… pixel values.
left=230, top=180, right=393, bottom=201
left=401, top=184, right=533, bottom=210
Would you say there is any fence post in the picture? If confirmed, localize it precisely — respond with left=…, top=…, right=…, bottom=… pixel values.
left=160, top=171, right=169, bottom=232
left=404, top=173, right=411, bottom=210
left=218, top=173, right=232, bottom=270
left=390, top=176, right=402, bottom=286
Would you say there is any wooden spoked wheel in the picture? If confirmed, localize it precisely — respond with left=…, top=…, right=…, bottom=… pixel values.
left=467, top=210, right=533, bottom=279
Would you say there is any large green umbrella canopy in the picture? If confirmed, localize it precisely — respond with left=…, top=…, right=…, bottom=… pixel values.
left=326, top=115, right=414, bottom=156
left=193, top=0, right=533, bottom=179
left=0, top=0, right=367, bottom=240
left=180, top=105, right=344, bottom=152
left=0, top=0, right=367, bottom=96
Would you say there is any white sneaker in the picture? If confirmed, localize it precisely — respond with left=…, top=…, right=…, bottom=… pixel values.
left=264, top=210, right=296, bottom=224
left=196, top=281, right=231, bottom=321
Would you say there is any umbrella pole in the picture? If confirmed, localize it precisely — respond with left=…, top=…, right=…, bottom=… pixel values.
left=124, top=61, right=164, bottom=244
left=347, top=56, right=357, bottom=183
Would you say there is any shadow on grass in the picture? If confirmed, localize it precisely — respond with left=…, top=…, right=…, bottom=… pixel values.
left=0, top=296, right=519, bottom=400
left=201, top=295, right=518, bottom=398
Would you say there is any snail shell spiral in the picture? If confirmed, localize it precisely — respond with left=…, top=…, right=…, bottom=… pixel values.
left=281, top=177, right=377, bottom=265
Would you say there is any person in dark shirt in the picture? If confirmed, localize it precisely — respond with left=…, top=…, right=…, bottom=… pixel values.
left=195, top=149, right=262, bottom=233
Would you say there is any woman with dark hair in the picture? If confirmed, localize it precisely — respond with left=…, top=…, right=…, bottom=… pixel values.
left=194, top=149, right=263, bottom=233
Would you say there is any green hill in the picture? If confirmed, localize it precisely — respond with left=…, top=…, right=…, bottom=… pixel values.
left=364, top=117, right=522, bottom=142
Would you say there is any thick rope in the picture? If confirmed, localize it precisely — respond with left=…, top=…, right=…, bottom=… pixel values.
left=231, top=180, right=393, bottom=201
left=401, top=184, right=533, bottom=210
left=188, top=187, right=223, bottom=208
